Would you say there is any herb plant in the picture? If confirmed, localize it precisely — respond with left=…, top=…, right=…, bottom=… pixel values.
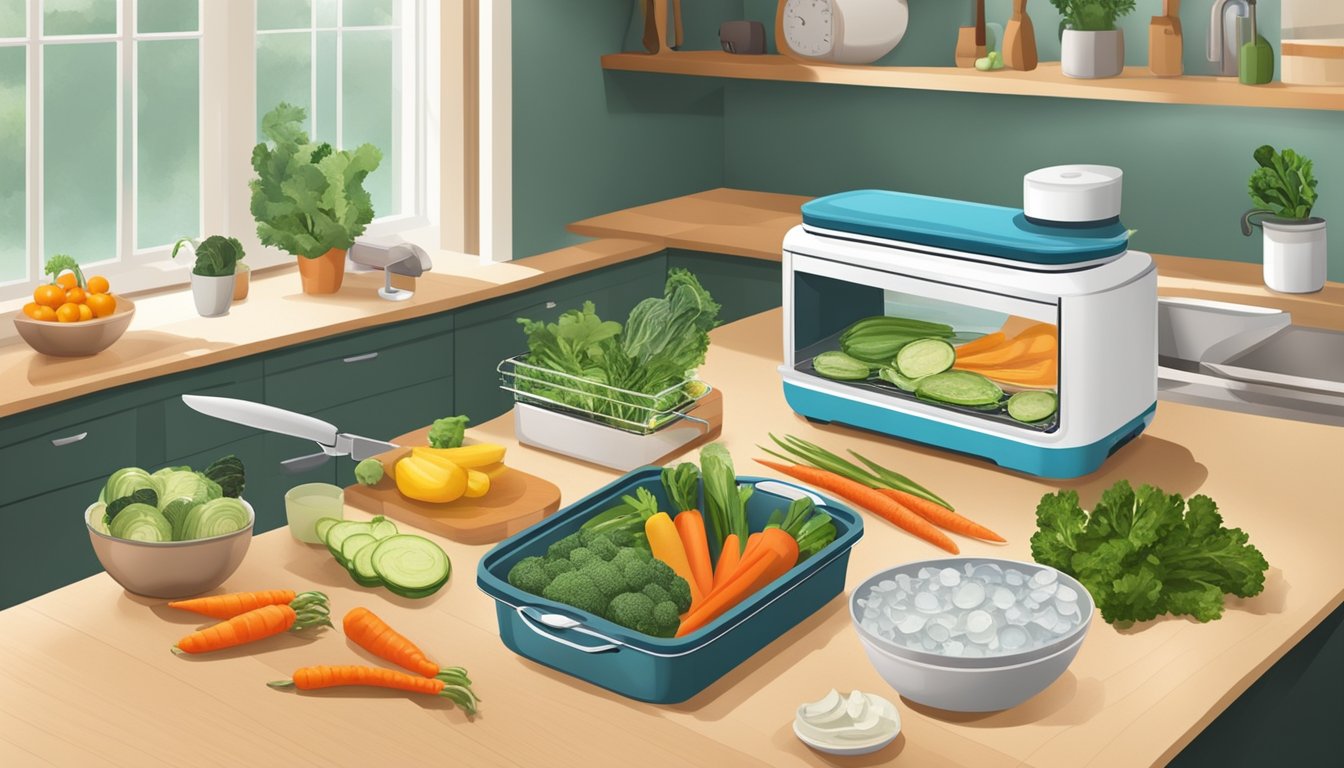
left=171, top=235, right=244, bottom=277
left=1030, top=480, right=1268, bottom=624
left=1248, top=144, right=1319, bottom=220
left=43, top=253, right=86, bottom=287
left=249, top=102, right=382, bottom=259
left=1048, top=0, right=1136, bottom=32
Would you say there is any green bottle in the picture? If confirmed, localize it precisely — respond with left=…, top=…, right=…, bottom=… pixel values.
left=1239, top=0, right=1274, bottom=86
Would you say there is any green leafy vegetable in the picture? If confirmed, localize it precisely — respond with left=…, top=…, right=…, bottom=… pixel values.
left=202, top=455, right=246, bottom=498
left=1048, top=0, right=1136, bottom=32
left=428, top=415, right=470, bottom=449
left=172, top=235, right=244, bottom=277
left=101, top=467, right=158, bottom=505
left=154, top=467, right=222, bottom=509
left=1030, top=480, right=1268, bottom=624
left=106, top=488, right=159, bottom=521
left=766, top=497, right=836, bottom=562
left=249, top=102, right=383, bottom=258
left=661, top=463, right=700, bottom=513
left=180, top=497, right=251, bottom=540
left=701, top=443, right=752, bottom=553
left=354, top=458, right=385, bottom=486
left=1248, top=145, right=1319, bottom=220
left=42, top=254, right=86, bottom=288
left=108, top=503, right=172, bottom=542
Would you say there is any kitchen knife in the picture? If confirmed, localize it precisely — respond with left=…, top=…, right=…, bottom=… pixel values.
left=180, top=395, right=399, bottom=462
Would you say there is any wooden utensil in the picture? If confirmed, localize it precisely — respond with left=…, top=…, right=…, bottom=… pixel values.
left=1148, top=0, right=1183, bottom=77
left=1003, top=0, right=1038, bottom=71
left=641, top=0, right=682, bottom=56
left=955, top=0, right=988, bottom=67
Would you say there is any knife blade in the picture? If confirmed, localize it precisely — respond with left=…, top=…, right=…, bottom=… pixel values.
left=181, top=395, right=398, bottom=459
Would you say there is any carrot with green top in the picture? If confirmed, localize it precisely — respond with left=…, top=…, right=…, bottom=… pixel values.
left=168, top=590, right=326, bottom=620
left=343, top=606, right=440, bottom=677
left=268, top=665, right=480, bottom=715
left=172, top=597, right=331, bottom=655
left=663, top=463, right=714, bottom=597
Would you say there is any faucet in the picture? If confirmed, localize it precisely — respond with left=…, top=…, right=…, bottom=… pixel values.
left=1208, top=0, right=1251, bottom=76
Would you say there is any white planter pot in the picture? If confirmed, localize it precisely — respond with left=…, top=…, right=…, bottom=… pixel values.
left=191, top=273, right=237, bottom=317
left=1262, top=218, right=1328, bottom=294
left=1061, top=29, right=1125, bottom=79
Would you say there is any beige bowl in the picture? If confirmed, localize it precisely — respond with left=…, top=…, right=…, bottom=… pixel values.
left=85, top=499, right=254, bottom=599
left=14, top=297, right=135, bottom=357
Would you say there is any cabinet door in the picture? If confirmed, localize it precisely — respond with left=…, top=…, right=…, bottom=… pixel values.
left=0, top=409, right=138, bottom=508
left=668, top=249, right=781, bottom=325
left=0, top=476, right=107, bottom=609
left=153, top=364, right=265, bottom=466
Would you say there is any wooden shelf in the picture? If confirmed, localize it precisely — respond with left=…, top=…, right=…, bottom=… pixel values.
left=602, top=51, right=1344, bottom=112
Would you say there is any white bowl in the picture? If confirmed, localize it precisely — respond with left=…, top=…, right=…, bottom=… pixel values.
left=85, top=500, right=254, bottom=599
left=850, top=557, right=1094, bottom=712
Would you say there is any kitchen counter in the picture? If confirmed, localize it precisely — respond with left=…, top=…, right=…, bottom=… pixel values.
left=2, top=309, right=1339, bottom=768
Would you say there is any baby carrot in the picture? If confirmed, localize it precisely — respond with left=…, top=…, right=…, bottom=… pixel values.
left=754, top=459, right=959, bottom=554
left=674, top=511, right=714, bottom=598
left=168, top=590, right=327, bottom=620
left=713, top=533, right=741, bottom=592
left=678, top=528, right=796, bottom=637
left=269, top=665, right=480, bottom=714
left=173, top=598, right=331, bottom=655
left=343, top=607, right=439, bottom=677
left=876, top=488, right=1005, bottom=543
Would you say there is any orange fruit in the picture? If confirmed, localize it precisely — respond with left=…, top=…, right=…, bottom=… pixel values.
left=22, top=302, right=40, bottom=319
left=86, top=275, right=109, bottom=294
left=55, top=272, right=77, bottom=289
left=77, top=304, right=93, bottom=321
left=65, top=286, right=87, bottom=304
left=34, top=284, right=66, bottom=308
left=56, top=303, right=81, bottom=323
left=32, top=306, right=57, bottom=322
left=86, top=292, right=116, bottom=318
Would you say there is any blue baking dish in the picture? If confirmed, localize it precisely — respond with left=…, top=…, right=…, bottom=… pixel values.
left=476, top=468, right=864, bottom=703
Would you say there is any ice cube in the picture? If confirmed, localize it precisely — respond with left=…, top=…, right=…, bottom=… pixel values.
left=962, top=644, right=985, bottom=658
left=938, top=567, right=962, bottom=587
left=1005, top=606, right=1027, bottom=625
left=931, top=614, right=957, bottom=629
left=1055, top=584, right=1078, bottom=603
left=914, top=592, right=941, bottom=614
left=926, top=623, right=951, bottom=643
left=999, top=625, right=1028, bottom=650
left=878, top=579, right=897, bottom=592
left=928, top=582, right=940, bottom=592
left=942, top=640, right=966, bottom=656
left=863, top=606, right=878, bottom=619
left=1052, top=618, right=1072, bottom=635
left=1031, top=606, right=1060, bottom=630
left=953, top=582, right=986, bottom=610
left=1029, top=587, right=1055, bottom=604
left=861, top=618, right=881, bottom=635
left=918, top=567, right=939, bottom=580
left=991, top=586, right=1016, bottom=610
left=1006, top=569, right=1026, bottom=586
left=964, top=562, right=976, bottom=576
left=885, top=604, right=908, bottom=622
left=1024, top=597, right=1039, bottom=611
left=1030, top=568, right=1058, bottom=588
left=972, top=563, right=1005, bottom=584
left=965, top=610, right=993, bottom=634
left=922, top=635, right=938, bottom=651
left=987, top=636, right=1000, bottom=652
left=877, top=616, right=894, bottom=632
left=896, top=614, right=927, bottom=634
left=1054, top=598, right=1078, bottom=616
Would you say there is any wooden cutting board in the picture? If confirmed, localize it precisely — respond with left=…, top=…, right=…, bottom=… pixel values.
left=344, top=426, right=562, bottom=545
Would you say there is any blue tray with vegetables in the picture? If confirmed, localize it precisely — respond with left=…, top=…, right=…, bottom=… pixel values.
left=476, top=444, right=864, bottom=704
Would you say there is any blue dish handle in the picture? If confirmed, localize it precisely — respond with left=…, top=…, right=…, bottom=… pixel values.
left=750, top=478, right=827, bottom=507
left=517, top=606, right=623, bottom=654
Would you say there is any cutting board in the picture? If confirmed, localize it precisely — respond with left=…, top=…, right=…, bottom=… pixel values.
left=344, top=426, right=562, bottom=545
left=1148, top=0, right=1184, bottom=77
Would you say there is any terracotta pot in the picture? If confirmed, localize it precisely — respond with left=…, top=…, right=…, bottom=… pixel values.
left=232, top=263, right=250, bottom=302
left=296, top=248, right=347, bottom=294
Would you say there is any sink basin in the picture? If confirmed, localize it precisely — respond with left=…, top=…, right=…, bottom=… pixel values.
left=1157, top=297, right=1344, bottom=426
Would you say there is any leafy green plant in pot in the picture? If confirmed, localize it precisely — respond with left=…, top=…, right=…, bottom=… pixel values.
left=172, top=236, right=245, bottom=317
left=1240, top=145, right=1326, bottom=294
left=1050, top=0, right=1136, bottom=79
left=249, top=103, right=382, bottom=295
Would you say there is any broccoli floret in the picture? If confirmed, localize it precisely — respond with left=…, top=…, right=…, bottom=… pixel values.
left=665, top=574, right=692, bottom=614
left=569, top=547, right=597, bottom=568
left=650, top=601, right=681, bottom=637
left=587, top=536, right=619, bottom=561
left=642, top=583, right=671, bottom=605
left=542, top=571, right=608, bottom=616
left=582, top=560, right=627, bottom=602
left=611, top=547, right=652, bottom=570
left=428, top=414, right=469, bottom=449
left=543, top=559, right=576, bottom=579
left=606, top=592, right=656, bottom=635
left=507, top=556, right=551, bottom=596
left=547, top=533, right=583, bottom=561
left=621, top=559, right=657, bottom=591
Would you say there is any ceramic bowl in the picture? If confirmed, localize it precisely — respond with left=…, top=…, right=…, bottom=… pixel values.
left=14, top=297, right=135, bottom=357
left=849, top=557, right=1094, bottom=712
left=85, top=499, right=254, bottom=599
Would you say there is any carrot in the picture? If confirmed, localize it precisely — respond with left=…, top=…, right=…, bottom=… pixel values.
left=953, top=332, right=1007, bottom=357
left=754, top=459, right=958, bottom=554
left=172, top=598, right=332, bottom=655
left=269, top=665, right=480, bottom=714
left=716, top=531, right=763, bottom=588
left=168, top=589, right=327, bottom=620
left=674, top=511, right=714, bottom=598
left=876, top=489, right=1005, bottom=543
left=343, top=607, right=439, bottom=677
left=713, top=533, right=741, bottom=591
left=956, top=333, right=1055, bottom=367
left=678, top=529, right=797, bottom=637
left=645, top=512, right=703, bottom=607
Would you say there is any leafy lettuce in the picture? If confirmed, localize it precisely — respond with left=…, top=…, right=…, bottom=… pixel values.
left=1249, top=144, right=1318, bottom=220
left=1030, top=480, right=1268, bottom=624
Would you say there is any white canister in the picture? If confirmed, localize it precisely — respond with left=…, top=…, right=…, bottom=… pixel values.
left=191, top=272, right=237, bottom=317
left=1261, top=218, right=1328, bottom=294
left=1024, top=165, right=1124, bottom=224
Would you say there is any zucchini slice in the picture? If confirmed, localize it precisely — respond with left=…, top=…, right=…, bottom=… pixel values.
left=879, top=365, right=922, bottom=393
left=1007, top=390, right=1059, bottom=423
left=314, top=516, right=342, bottom=543
left=915, top=371, right=1004, bottom=407
left=324, top=520, right=372, bottom=565
left=369, top=516, right=399, bottom=539
left=351, top=539, right=384, bottom=588
left=371, top=535, right=451, bottom=599
left=896, top=338, right=956, bottom=379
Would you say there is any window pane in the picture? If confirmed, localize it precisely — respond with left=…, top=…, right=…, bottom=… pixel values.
left=315, top=0, right=336, bottom=28
left=257, top=0, right=310, bottom=31
left=43, top=0, right=116, bottom=36
left=343, top=0, right=392, bottom=27
left=137, top=0, right=198, bottom=34
left=137, top=38, right=198, bottom=249
left=44, top=42, right=117, bottom=265
left=342, top=29, right=395, bottom=217
left=256, top=31, right=311, bottom=139
left=314, top=29, right=335, bottom=144
left=0, top=0, right=24, bottom=38
left=0, top=47, right=24, bottom=283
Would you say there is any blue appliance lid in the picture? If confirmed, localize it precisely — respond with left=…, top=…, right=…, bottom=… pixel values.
left=801, top=190, right=1129, bottom=266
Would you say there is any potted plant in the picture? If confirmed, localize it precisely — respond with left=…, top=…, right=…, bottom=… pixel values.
left=172, top=236, right=245, bottom=317
left=249, top=102, right=382, bottom=295
left=1050, top=0, right=1136, bottom=79
left=1241, top=145, right=1326, bottom=294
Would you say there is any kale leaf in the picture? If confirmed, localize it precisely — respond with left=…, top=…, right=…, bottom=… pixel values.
left=1249, top=145, right=1319, bottom=220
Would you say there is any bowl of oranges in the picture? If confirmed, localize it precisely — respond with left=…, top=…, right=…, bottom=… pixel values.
left=14, top=256, right=134, bottom=357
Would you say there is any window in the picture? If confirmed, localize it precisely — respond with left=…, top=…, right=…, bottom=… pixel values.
left=0, top=0, right=439, bottom=303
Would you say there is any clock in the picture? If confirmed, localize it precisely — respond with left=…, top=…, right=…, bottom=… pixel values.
left=775, top=0, right=909, bottom=65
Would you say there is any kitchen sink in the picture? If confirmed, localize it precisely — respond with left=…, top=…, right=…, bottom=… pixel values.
left=1157, top=297, right=1344, bottom=426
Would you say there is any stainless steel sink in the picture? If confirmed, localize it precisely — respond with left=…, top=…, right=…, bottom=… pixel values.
left=1157, top=297, right=1344, bottom=426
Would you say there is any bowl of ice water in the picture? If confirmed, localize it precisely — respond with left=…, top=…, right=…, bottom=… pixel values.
left=849, top=557, right=1095, bottom=712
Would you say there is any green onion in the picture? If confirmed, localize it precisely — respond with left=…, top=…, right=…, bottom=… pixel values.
left=767, top=434, right=954, bottom=511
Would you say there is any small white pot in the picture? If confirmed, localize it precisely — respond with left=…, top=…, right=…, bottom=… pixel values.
left=1061, top=29, right=1125, bottom=79
left=191, top=273, right=237, bottom=317
left=1262, top=218, right=1328, bottom=294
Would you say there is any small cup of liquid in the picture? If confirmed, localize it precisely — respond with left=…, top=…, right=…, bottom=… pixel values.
left=284, top=483, right=344, bottom=543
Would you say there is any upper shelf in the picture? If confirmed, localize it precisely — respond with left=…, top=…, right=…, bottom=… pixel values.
left=601, top=52, right=1344, bottom=112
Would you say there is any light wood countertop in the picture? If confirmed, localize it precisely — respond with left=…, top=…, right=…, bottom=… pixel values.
left=2, top=309, right=1337, bottom=768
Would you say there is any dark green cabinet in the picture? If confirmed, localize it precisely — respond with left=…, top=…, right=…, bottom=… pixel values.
left=668, top=249, right=781, bottom=325
left=0, top=477, right=107, bottom=607
left=0, top=409, right=138, bottom=508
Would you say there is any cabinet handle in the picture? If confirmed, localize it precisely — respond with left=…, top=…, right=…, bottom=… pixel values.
left=51, top=432, right=88, bottom=447
left=343, top=352, right=379, bottom=364
left=545, top=301, right=557, bottom=309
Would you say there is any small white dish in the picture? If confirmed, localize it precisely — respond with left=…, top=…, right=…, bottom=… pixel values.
left=793, top=719, right=899, bottom=756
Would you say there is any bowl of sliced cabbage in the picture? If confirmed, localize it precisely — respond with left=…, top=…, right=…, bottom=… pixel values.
left=85, top=459, right=255, bottom=598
